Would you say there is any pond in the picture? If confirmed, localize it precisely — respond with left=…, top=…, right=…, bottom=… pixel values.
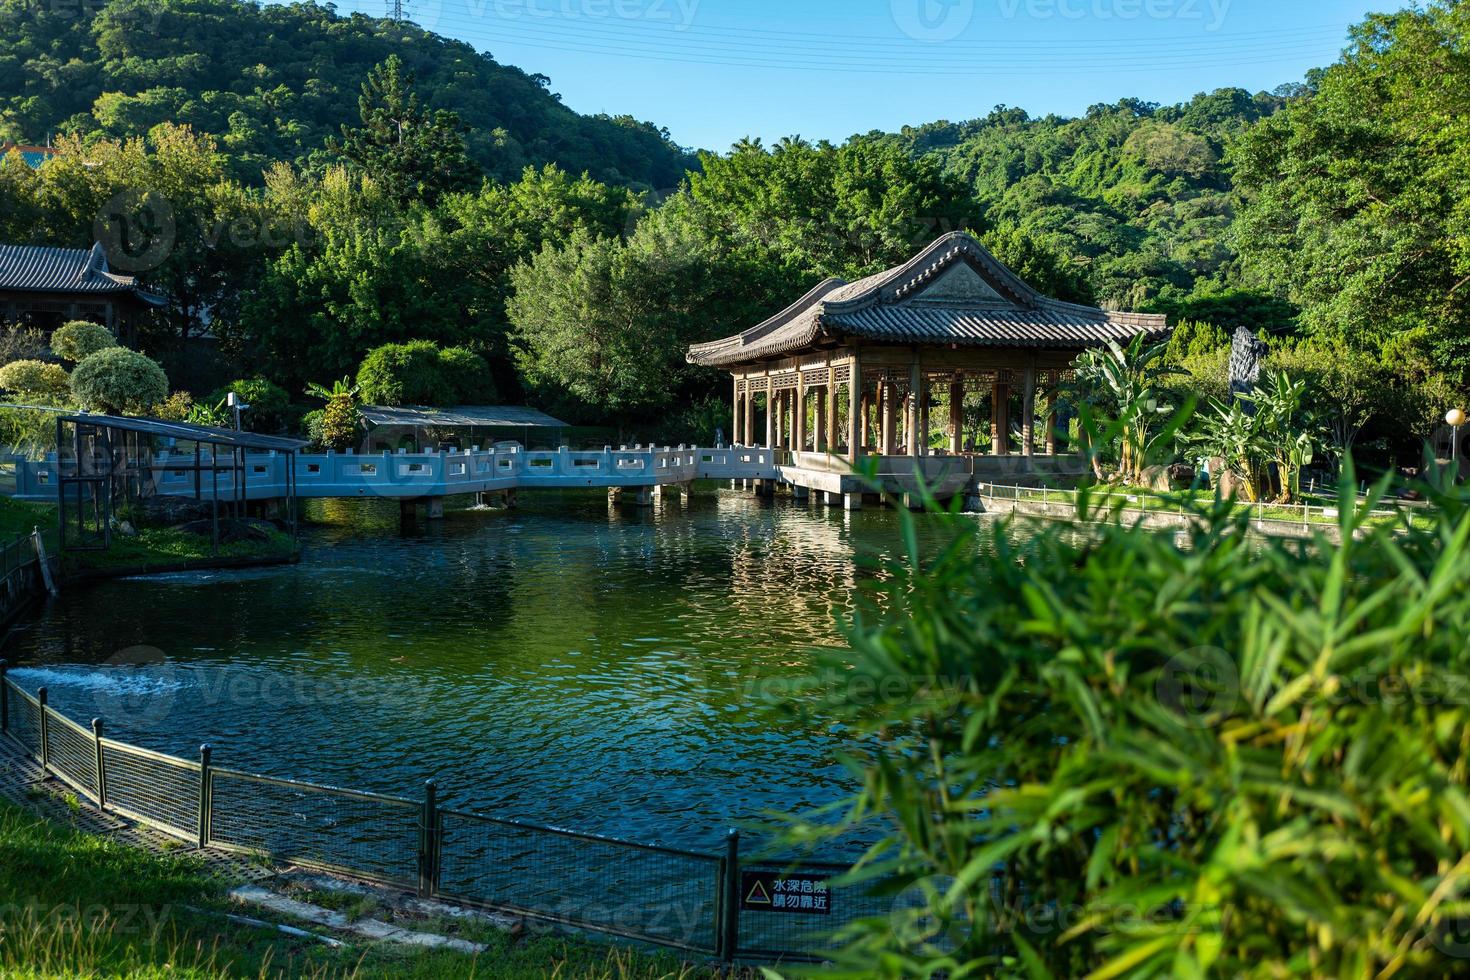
left=3, top=488, right=1003, bottom=853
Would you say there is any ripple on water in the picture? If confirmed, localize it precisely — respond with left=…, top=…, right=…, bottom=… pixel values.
left=7, top=490, right=1003, bottom=849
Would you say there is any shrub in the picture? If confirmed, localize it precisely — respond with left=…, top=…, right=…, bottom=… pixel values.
left=356, top=341, right=494, bottom=407
left=49, top=321, right=121, bottom=363
left=789, top=465, right=1470, bottom=978
left=300, top=408, right=326, bottom=450
left=319, top=397, right=359, bottom=451
left=207, top=378, right=291, bottom=433
left=0, top=325, right=54, bottom=366
left=152, top=390, right=194, bottom=421
left=356, top=341, right=441, bottom=406
left=69, top=348, right=169, bottom=415
left=437, top=346, right=496, bottom=404
left=0, top=360, right=70, bottom=401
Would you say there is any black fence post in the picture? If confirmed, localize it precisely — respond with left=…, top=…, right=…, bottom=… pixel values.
left=0, top=659, right=8, bottom=736
left=197, top=744, right=213, bottom=850
left=91, top=718, right=106, bottom=808
left=720, top=828, right=741, bottom=963
left=36, top=686, right=49, bottom=772
left=419, top=779, right=439, bottom=899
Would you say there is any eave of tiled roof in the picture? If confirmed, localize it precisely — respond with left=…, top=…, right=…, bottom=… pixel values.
left=687, top=232, right=1168, bottom=368
left=0, top=243, right=150, bottom=297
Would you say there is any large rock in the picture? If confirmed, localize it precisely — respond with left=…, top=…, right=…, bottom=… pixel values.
left=1140, top=465, right=1173, bottom=493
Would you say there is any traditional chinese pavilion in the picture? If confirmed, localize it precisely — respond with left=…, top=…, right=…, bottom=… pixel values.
left=688, top=232, right=1168, bottom=471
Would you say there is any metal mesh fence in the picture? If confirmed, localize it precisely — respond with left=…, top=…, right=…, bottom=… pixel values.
left=736, top=860, right=892, bottom=961
left=209, top=770, right=420, bottom=887
left=44, top=712, right=97, bottom=802
left=1, top=677, right=885, bottom=963
left=6, top=684, right=42, bottom=759
left=100, top=740, right=199, bottom=838
left=437, top=809, right=721, bottom=952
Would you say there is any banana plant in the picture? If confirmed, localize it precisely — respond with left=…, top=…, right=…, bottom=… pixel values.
left=305, top=376, right=359, bottom=402
left=1068, top=335, right=1180, bottom=484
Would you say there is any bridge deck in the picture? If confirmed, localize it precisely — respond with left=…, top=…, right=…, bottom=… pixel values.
left=2, top=445, right=1086, bottom=504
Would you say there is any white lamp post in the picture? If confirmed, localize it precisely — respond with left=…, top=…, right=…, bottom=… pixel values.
left=1447, top=408, right=1467, bottom=466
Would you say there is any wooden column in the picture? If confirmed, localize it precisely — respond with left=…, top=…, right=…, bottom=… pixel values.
left=1022, top=365, right=1037, bottom=459
left=744, top=381, right=756, bottom=449
left=732, top=376, right=741, bottom=445
left=991, top=378, right=1010, bottom=456
left=848, top=354, right=862, bottom=463
left=794, top=372, right=807, bottom=454
left=1045, top=386, right=1059, bottom=455
left=826, top=364, right=838, bottom=455
left=813, top=385, right=826, bottom=452
left=949, top=376, right=965, bottom=454
left=908, top=359, right=922, bottom=458
left=881, top=380, right=898, bottom=456
left=770, top=382, right=782, bottom=449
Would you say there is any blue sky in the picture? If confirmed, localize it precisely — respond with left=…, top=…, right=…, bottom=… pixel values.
left=326, top=0, right=1390, bottom=151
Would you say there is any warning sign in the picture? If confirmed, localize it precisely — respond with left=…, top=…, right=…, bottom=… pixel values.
left=739, top=870, right=832, bottom=915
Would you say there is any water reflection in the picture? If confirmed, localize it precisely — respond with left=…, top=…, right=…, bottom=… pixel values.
left=6, top=487, right=993, bottom=849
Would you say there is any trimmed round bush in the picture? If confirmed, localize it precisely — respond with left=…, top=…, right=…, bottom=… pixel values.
left=438, top=346, right=496, bottom=405
left=208, top=378, right=292, bottom=433
left=356, top=341, right=445, bottom=406
left=70, top=348, right=169, bottom=415
left=50, top=321, right=121, bottom=363
left=0, top=359, right=71, bottom=401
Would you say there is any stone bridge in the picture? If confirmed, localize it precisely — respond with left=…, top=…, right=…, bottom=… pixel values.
left=2, top=444, right=1087, bottom=512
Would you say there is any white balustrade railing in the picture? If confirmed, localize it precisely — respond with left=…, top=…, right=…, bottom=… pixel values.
left=1, top=445, right=785, bottom=502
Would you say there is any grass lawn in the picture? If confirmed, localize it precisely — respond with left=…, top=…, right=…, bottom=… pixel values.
left=0, top=496, right=298, bottom=575
left=1004, top=483, right=1437, bottom=531
left=0, top=800, right=715, bottom=979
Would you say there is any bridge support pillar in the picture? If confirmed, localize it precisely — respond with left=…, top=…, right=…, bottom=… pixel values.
left=502, top=490, right=518, bottom=510
left=963, top=493, right=985, bottom=513
left=399, top=499, right=417, bottom=522
left=426, top=497, right=445, bottom=519
left=635, top=487, right=653, bottom=507
left=843, top=492, right=863, bottom=511
left=792, top=485, right=809, bottom=502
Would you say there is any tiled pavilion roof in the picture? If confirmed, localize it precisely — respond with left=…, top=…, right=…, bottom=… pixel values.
left=687, top=232, right=1168, bottom=368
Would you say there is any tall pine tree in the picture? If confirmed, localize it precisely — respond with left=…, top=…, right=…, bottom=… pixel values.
left=329, top=55, right=479, bottom=207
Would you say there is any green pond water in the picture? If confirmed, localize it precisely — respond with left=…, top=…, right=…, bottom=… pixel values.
left=5, top=488, right=1004, bottom=852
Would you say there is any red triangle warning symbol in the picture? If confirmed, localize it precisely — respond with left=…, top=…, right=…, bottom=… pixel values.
left=745, top=879, right=772, bottom=905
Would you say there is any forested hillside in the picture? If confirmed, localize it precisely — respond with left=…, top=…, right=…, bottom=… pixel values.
left=0, top=0, right=1465, bottom=466
left=0, top=0, right=695, bottom=187
left=886, top=88, right=1289, bottom=312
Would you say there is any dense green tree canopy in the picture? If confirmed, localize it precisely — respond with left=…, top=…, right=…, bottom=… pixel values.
left=1232, top=1, right=1470, bottom=383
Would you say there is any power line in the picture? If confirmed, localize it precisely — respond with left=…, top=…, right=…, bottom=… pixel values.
left=317, top=0, right=1351, bottom=75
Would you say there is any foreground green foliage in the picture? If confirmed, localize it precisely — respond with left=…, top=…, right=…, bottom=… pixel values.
left=0, top=800, right=709, bottom=978
left=788, top=466, right=1470, bottom=977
